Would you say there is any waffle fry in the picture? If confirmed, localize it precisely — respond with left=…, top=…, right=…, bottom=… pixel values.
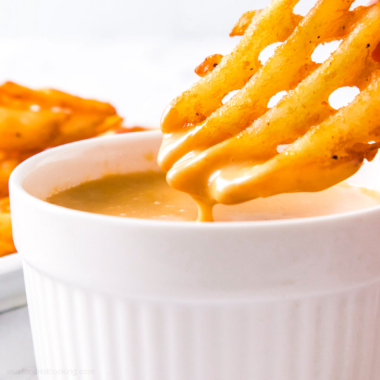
left=0, top=82, right=123, bottom=152
left=0, top=82, right=124, bottom=255
left=0, top=197, right=15, bottom=257
left=159, top=0, right=380, bottom=221
left=0, top=157, right=18, bottom=198
left=160, top=0, right=303, bottom=133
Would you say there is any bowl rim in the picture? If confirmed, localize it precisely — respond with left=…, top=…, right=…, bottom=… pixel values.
left=9, top=131, right=380, bottom=230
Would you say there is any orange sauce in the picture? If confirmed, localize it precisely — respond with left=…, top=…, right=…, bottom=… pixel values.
left=46, top=171, right=380, bottom=222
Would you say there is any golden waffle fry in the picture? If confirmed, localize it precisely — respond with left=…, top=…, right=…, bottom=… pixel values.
left=0, top=107, right=68, bottom=152
left=0, top=197, right=15, bottom=257
left=161, top=0, right=303, bottom=133
left=159, top=0, right=370, bottom=171
left=0, top=82, right=124, bottom=253
left=0, top=82, right=123, bottom=152
left=0, top=82, right=116, bottom=114
left=160, top=0, right=380, bottom=221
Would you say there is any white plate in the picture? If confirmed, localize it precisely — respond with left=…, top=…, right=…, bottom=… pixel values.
left=0, top=254, right=26, bottom=313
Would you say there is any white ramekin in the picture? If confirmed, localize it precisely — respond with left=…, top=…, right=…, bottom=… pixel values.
left=9, top=131, right=380, bottom=380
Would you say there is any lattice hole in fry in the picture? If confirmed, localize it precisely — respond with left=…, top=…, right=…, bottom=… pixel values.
left=259, top=42, right=283, bottom=65
left=222, top=90, right=240, bottom=105
left=277, top=144, right=291, bottom=154
left=293, top=0, right=317, bottom=16
left=350, top=0, right=369, bottom=10
left=329, top=87, right=361, bottom=110
left=267, top=91, right=287, bottom=108
left=311, top=40, right=342, bottom=63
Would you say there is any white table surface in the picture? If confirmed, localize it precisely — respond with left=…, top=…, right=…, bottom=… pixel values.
left=0, top=306, right=37, bottom=379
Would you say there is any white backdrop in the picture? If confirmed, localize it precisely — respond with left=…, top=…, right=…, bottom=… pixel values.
left=0, top=0, right=270, bottom=40
left=0, top=0, right=370, bottom=126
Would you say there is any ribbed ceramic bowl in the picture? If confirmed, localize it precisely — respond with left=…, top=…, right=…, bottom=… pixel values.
left=9, top=131, right=380, bottom=380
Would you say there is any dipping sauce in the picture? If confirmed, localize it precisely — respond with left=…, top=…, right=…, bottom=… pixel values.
left=46, top=170, right=380, bottom=222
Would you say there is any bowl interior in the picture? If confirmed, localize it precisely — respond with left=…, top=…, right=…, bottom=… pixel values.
left=22, top=131, right=163, bottom=200
left=19, top=130, right=380, bottom=204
